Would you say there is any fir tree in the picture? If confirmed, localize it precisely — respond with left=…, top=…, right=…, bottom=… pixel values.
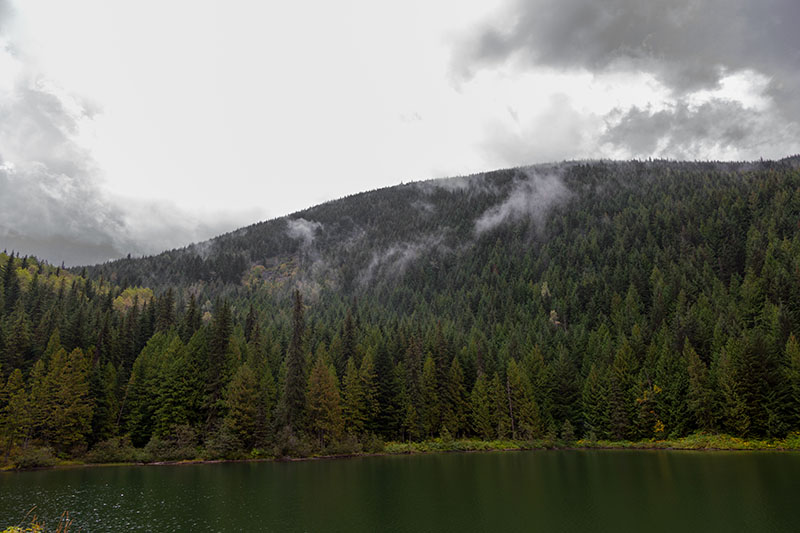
left=305, top=351, right=343, bottom=447
left=582, top=364, right=608, bottom=438
left=506, top=359, right=541, bottom=439
left=223, top=363, right=261, bottom=450
left=442, top=357, right=468, bottom=436
left=1, top=369, right=31, bottom=455
left=342, top=357, right=365, bottom=435
left=420, top=354, right=439, bottom=437
left=686, top=340, right=714, bottom=431
left=360, top=349, right=380, bottom=433
left=470, top=371, right=493, bottom=439
left=279, top=290, right=307, bottom=432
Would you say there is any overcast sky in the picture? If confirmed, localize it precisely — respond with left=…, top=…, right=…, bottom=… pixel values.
left=1, top=0, right=798, bottom=265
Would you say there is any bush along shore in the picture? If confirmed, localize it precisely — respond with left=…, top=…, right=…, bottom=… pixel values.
left=4, top=431, right=800, bottom=471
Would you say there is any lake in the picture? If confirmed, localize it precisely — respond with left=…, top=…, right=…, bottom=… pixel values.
left=2, top=450, right=799, bottom=532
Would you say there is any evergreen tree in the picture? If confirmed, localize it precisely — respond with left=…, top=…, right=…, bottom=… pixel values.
left=3, top=301, right=32, bottom=372
left=206, top=299, right=233, bottom=426
left=305, top=351, right=343, bottom=447
left=608, top=339, right=637, bottom=440
left=581, top=364, right=608, bottom=438
left=1, top=369, right=31, bottom=455
left=420, top=354, right=439, bottom=436
left=490, top=372, right=511, bottom=439
left=90, top=362, right=119, bottom=443
left=222, top=363, right=261, bottom=450
left=715, top=347, right=750, bottom=436
left=360, top=349, right=380, bottom=433
left=46, top=348, right=94, bottom=453
left=470, top=371, right=494, bottom=439
left=2, top=254, right=19, bottom=315
left=686, top=340, right=714, bottom=431
left=506, top=359, right=541, bottom=439
left=279, top=290, right=307, bottom=432
left=442, top=357, right=468, bottom=436
left=342, top=357, right=365, bottom=435
left=785, top=335, right=800, bottom=429
left=374, top=343, right=401, bottom=438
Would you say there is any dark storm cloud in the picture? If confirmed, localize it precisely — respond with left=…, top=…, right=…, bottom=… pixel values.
left=459, top=0, right=799, bottom=95
left=602, top=98, right=797, bottom=159
left=0, top=79, right=129, bottom=265
left=455, top=0, right=800, bottom=159
left=0, top=3, right=260, bottom=266
left=0, top=78, right=253, bottom=266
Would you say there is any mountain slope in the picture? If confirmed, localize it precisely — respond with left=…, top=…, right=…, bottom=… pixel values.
left=2, top=157, right=800, bottom=464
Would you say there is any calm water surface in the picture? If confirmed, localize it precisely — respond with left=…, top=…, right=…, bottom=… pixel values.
left=1, top=450, right=799, bottom=532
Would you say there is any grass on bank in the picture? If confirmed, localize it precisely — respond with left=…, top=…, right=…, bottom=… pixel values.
left=4, top=431, right=800, bottom=471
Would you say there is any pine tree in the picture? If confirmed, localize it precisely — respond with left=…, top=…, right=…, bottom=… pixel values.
left=470, top=371, right=494, bottom=439
left=490, top=372, right=511, bottom=439
left=342, top=357, right=365, bottom=435
left=206, top=299, right=233, bottom=426
left=582, top=364, right=608, bottom=438
left=506, top=359, right=541, bottom=439
left=90, top=362, right=119, bottom=443
left=548, top=346, right=579, bottom=428
left=420, top=354, right=439, bottom=437
left=442, top=357, right=468, bottom=436
left=359, top=349, right=379, bottom=433
left=2, top=254, right=20, bottom=315
left=26, top=359, right=48, bottom=441
left=47, top=348, right=94, bottom=453
left=180, top=294, right=201, bottom=342
left=374, top=343, right=401, bottom=439
left=153, top=336, right=193, bottom=438
left=124, top=332, right=173, bottom=446
left=3, top=301, right=32, bottom=372
left=715, top=347, right=750, bottom=436
left=154, top=288, right=176, bottom=333
left=686, top=340, right=714, bottom=431
left=785, top=335, right=800, bottom=430
left=1, top=369, right=31, bottom=455
left=608, top=339, right=637, bottom=440
left=279, top=290, right=307, bottom=432
left=654, top=339, right=689, bottom=437
left=223, top=363, right=261, bottom=450
left=305, top=352, right=343, bottom=447
left=401, top=337, right=423, bottom=440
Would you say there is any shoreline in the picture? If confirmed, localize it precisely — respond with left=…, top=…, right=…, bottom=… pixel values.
left=4, top=433, right=800, bottom=473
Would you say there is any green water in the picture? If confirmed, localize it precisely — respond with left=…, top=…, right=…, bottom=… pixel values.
left=2, top=450, right=799, bottom=532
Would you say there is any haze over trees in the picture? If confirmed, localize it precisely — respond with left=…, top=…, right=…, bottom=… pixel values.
left=1, top=157, right=800, bottom=461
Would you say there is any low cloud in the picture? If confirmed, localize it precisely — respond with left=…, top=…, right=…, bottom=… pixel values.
left=454, top=0, right=800, bottom=162
left=359, top=234, right=447, bottom=286
left=475, top=169, right=569, bottom=234
left=0, top=9, right=259, bottom=266
left=602, top=99, right=800, bottom=160
left=286, top=217, right=323, bottom=248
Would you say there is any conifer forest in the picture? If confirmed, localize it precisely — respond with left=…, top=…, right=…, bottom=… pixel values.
left=2, top=158, right=800, bottom=465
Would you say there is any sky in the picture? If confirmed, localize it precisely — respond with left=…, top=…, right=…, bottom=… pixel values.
left=1, top=0, right=798, bottom=265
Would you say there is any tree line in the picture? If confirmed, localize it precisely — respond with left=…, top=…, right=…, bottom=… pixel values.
left=2, top=160, right=800, bottom=461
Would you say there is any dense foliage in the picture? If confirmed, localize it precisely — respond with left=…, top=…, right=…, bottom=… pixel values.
left=2, top=158, right=800, bottom=463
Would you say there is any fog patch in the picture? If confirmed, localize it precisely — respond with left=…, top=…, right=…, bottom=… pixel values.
left=286, top=217, right=322, bottom=248
left=474, top=169, right=569, bottom=234
left=359, top=233, right=448, bottom=286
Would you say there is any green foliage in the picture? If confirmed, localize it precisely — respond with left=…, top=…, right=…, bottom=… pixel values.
left=305, top=351, right=344, bottom=447
left=3, top=160, right=800, bottom=460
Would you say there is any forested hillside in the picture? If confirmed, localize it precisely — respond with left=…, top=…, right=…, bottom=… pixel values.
left=2, top=158, right=800, bottom=464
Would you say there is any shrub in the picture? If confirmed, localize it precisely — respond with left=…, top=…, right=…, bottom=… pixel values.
left=12, top=447, right=57, bottom=470
left=85, top=436, right=144, bottom=464
left=145, top=425, right=200, bottom=462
